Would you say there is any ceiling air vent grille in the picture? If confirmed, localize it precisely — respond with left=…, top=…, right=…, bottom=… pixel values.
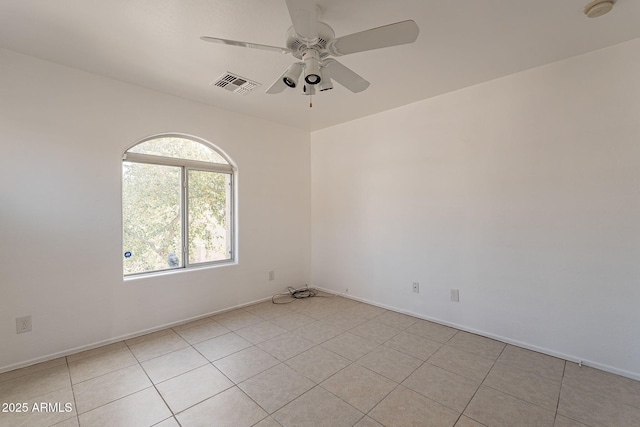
left=211, top=72, right=260, bottom=95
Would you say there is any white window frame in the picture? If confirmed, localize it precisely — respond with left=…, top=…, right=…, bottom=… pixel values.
left=122, top=135, right=236, bottom=277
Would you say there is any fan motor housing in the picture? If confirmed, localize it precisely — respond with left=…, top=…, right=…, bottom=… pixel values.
left=286, top=22, right=335, bottom=59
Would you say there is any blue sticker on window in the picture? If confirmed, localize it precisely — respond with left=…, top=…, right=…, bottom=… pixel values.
left=124, top=251, right=132, bottom=258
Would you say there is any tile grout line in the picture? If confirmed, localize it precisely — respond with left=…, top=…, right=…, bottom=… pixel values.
left=452, top=341, right=508, bottom=427
left=65, top=355, right=80, bottom=426
left=123, top=339, right=176, bottom=426
left=553, top=359, right=568, bottom=425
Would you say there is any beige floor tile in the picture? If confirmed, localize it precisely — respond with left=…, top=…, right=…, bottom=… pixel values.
left=323, top=311, right=368, bottom=330
left=9, top=300, right=637, bottom=427
left=253, top=416, right=284, bottom=427
left=369, top=385, right=460, bottom=427
left=235, top=321, right=287, bottom=344
left=346, top=303, right=388, bottom=320
left=244, top=301, right=293, bottom=320
left=175, top=386, right=268, bottom=427
left=406, top=319, right=458, bottom=343
left=553, top=415, right=590, bottom=427
left=497, top=345, right=565, bottom=382
left=385, top=331, right=443, bottom=360
left=68, top=347, right=138, bottom=384
left=239, top=364, right=315, bottom=413
left=0, top=387, right=76, bottom=427
left=193, top=332, right=252, bottom=362
left=372, top=311, right=418, bottom=330
left=357, top=346, right=423, bottom=382
left=447, top=331, right=505, bottom=360
left=172, top=317, right=218, bottom=332
left=273, top=386, right=364, bottom=427
left=73, top=364, right=151, bottom=414
left=153, top=417, right=181, bottom=427
left=78, top=387, right=171, bottom=427
left=127, top=331, right=189, bottom=362
left=350, top=320, right=401, bottom=344
left=66, top=342, right=127, bottom=363
left=563, top=362, right=640, bottom=408
left=285, top=346, right=351, bottom=383
left=213, top=310, right=263, bottom=330
left=464, top=386, right=555, bottom=427
left=484, top=362, right=561, bottom=411
left=173, top=320, right=230, bottom=344
left=52, top=416, right=79, bottom=427
left=354, top=416, right=384, bottom=427
left=156, top=364, right=233, bottom=413
left=321, top=364, right=397, bottom=413
left=403, top=363, right=480, bottom=413
left=326, top=296, right=361, bottom=311
left=0, top=364, right=71, bottom=401
left=257, top=332, right=315, bottom=361
left=428, top=345, right=495, bottom=382
left=455, top=416, right=487, bottom=427
left=291, top=320, right=344, bottom=344
left=124, top=328, right=175, bottom=346
left=268, top=311, right=317, bottom=331
left=321, top=332, right=379, bottom=361
left=295, top=303, right=340, bottom=320
left=141, top=346, right=208, bottom=384
left=557, top=384, right=640, bottom=426
left=213, top=346, right=279, bottom=383
left=0, top=357, right=67, bottom=383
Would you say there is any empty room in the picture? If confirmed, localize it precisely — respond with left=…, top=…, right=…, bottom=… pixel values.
left=1, top=0, right=639, bottom=426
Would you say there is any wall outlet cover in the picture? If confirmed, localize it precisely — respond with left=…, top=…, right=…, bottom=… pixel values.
left=16, top=315, right=32, bottom=334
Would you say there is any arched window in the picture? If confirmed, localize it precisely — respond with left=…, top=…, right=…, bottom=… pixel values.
left=122, top=135, right=235, bottom=276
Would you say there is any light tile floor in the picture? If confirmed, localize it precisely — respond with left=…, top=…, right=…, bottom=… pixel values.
left=2, top=294, right=640, bottom=427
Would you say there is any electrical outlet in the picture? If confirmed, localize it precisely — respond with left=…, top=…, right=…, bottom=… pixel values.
left=412, top=282, right=420, bottom=293
left=450, top=289, right=460, bottom=302
left=268, top=270, right=275, bottom=281
left=16, top=315, right=32, bottom=334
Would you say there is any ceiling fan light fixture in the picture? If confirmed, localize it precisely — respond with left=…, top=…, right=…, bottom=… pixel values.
left=584, top=0, right=615, bottom=18
left=302, top=49, right=321, bottom=85
left=282, top=62, right=303, bottom=88
left=319, top=67, right=333, bottom=91
left=303, top=84, right=316, bottom=95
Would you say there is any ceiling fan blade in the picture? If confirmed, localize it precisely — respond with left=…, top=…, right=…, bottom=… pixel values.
left=284, top=0, right=318, bottom=42
left=201, top=36, right=291, bottom=54
left=328, top=20, right=419, bottom=56
left=323, top=59, right=370, bottom=93
left=266, top=69, right=289, bottom=94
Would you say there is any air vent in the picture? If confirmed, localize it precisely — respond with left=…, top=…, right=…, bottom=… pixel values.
left=211, top=72, right=260, bottom=95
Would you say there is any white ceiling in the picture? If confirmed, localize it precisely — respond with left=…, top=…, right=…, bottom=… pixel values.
left=1, top=0, right=639, bottom=131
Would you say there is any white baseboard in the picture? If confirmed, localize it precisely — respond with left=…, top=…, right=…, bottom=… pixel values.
left=0, top=295, right=272, bottom=375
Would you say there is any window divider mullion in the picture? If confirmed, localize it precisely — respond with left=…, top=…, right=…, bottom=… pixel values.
left=182, top=167, right=188, bottom=268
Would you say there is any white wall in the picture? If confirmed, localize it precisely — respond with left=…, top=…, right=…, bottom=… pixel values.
left=311, top=39, right=640, bottom=379
left=0, top=48, right=311, bottom=371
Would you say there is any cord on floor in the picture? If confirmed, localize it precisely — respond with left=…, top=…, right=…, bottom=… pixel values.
left=271, top=285, right=336, bottom=304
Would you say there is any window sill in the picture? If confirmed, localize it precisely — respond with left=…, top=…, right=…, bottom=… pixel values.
left=123, top=260, right=237, bottom=281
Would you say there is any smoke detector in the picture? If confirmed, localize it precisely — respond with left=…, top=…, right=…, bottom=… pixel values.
left=211, top=72, right=260, bottom=95
left=584, top=0, right=616, bottom=18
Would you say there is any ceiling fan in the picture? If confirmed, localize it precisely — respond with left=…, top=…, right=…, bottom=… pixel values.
left=201, top=0, right=419, bottom=96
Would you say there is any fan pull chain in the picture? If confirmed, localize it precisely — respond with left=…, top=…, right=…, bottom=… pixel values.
left=309, top=92, right=313, bottom=108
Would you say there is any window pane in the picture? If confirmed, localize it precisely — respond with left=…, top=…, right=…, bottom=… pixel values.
left=188, top=170, right=231, bottom=264
left=123, top=162, right=183, bottom=275
left=129, top=137, right=228, bottom=164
